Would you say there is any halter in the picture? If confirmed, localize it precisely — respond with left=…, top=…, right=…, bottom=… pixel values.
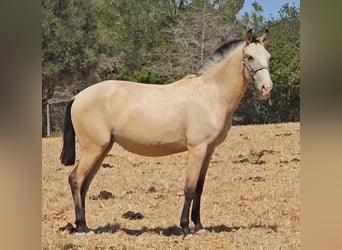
left=242, top=49, right=269, bottom=85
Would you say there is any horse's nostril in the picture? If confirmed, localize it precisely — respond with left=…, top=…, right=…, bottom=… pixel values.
left=262, top=84, right=272, bottom=92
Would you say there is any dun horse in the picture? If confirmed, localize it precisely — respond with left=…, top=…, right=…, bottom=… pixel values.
left=60, top=29, right=273, bottom=236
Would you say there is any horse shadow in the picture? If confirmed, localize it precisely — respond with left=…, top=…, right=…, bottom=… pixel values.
left=92, top=223, right=183, bottom=236
left=91, top=223, right=247, bottom=236
left=60, top=222, right=277, bottom=236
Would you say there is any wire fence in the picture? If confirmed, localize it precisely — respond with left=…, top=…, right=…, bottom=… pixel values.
left=42, top=98, right=71, bottom=137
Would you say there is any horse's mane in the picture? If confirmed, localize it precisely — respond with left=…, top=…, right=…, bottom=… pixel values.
left=196, top=40, right=244, bottom=75
left=196, top=35, right=260, bottom=75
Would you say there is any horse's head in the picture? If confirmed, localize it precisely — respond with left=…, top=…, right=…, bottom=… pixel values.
left=243, top=29, right=273, bottom=100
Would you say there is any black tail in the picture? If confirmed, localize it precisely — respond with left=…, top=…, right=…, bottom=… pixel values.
left=60, top=99, right=76, bottom=166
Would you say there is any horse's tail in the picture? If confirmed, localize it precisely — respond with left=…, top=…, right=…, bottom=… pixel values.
left=60, top=99, right=76, bottom=166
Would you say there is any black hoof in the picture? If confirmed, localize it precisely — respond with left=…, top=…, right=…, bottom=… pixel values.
left=194, top=222, right=203, bottom=230
left=59, top=222, right=90, bottom=234
left=182, top=226, right=191, bottom=238
left=72, top=224, right=90, bottom=234
left=74, top=226, right=90, bottom=233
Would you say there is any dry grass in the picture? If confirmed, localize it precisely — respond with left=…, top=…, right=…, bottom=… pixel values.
left=42, top=122, right=300, bottom=249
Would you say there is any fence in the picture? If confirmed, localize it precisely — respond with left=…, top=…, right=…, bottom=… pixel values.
left=42, top=97, right=71, bottom=137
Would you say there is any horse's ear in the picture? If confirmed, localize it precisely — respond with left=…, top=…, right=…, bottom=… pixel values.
left=260, top=28, right=269, bottom=45
left=246, top=29, right=253, bottom=44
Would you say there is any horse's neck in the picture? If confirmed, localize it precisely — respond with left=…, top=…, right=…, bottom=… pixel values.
left=202, top=46, right=249, bottom=115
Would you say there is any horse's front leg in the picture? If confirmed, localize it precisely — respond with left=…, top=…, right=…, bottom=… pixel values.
left=191, top=147, right=215, bottom=232
left=180, top=144, right=208, bottom=237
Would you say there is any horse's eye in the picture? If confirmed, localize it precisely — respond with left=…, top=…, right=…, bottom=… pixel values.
left=247, top=55, right=254, bottom=61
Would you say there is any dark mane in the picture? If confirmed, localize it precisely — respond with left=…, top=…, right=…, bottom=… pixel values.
left=196, top=35, right=260, bottom=75
left=212, top=39, right=244, bottom=58
left=196, top=39, right=244, bottom=74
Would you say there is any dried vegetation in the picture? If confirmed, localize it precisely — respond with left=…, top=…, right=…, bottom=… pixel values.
left=42, top=122, right=300, bottom=249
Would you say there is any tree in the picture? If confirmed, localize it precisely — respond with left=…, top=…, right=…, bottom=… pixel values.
left=239, top=1, right=265, bottom=32
left=42, top=0, right=116, bottom=101
left=148, top=0, right=245, bottom=81
left=267, top=3, right=300, bottom=122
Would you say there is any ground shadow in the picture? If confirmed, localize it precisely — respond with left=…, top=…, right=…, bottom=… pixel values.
left=91, top=223, right=270, bottom=236
left=93, top=223, right=183, bottom=236
left=206, top=224, right=242, bottom=233
left=60, top=222, right=277, bottom=236
left=207, top=223, right=277, bottom=233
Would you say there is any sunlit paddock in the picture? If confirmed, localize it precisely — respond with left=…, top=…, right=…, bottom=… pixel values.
left=42, top=122, right=300, bottom=249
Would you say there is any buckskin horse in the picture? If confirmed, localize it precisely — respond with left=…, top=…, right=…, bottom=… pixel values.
left=60, top=29, right=273, bottom=237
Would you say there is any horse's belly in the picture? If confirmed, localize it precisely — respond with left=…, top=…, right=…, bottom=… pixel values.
left=114, top=135, right=187, bottom=157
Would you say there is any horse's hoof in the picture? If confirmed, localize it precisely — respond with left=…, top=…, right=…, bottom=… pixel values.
left=195, top=228, right=207, bottom=235
left=74, top=231, right=87, bottom=236
left=72, top=225, right=90, bottom=234
left=183, top=233, right=193, bottom=240
left=75, top=230, right=94, bottom=235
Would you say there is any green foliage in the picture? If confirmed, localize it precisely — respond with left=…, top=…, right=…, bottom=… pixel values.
left=239, top=1, right=265, bottom=32
left=134, top=68, right=166, bottom=84
left=42, top=0, right=116, bottom=99
left=43, top=0, right=245, bottom=93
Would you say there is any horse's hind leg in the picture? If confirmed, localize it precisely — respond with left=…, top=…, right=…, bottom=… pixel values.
left=68, top=141, right=112, bottom=232
left=80, top=141, right=114, bottom=208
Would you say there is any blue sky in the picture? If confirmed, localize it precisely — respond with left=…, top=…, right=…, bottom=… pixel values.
left=237, top=0, right=300, bottom=19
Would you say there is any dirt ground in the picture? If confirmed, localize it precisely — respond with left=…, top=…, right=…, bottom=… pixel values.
left=42, top=122, right=300, bottom=249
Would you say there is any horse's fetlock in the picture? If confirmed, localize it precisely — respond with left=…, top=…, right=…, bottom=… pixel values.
left=180, top=217, right=189, bottom=228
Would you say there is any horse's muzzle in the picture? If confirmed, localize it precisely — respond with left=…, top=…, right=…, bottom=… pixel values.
left=261, top=85, right=272, bottom=100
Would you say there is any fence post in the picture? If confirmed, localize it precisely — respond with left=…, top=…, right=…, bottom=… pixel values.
left=45, top=97, right=71, bottom=137
left=46, top=103, right=50, bottom=137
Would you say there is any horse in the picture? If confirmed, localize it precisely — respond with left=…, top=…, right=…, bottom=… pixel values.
left=60, top=29, right=273, bottom=237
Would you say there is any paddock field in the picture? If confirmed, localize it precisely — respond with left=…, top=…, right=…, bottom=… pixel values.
left=42, top=122, right=300, bottom=249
